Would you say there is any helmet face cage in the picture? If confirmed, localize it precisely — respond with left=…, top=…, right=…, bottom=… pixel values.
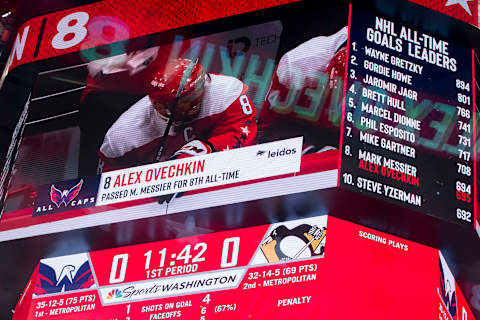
left=149, top=58, right=206, bottom=123
left=152, top=82, right=204, bottom=123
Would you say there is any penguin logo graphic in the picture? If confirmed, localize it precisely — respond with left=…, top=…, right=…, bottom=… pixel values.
left=260, top=224, right=326, bottom=263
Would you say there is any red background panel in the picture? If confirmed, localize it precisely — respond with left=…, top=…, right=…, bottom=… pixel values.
left=8, top=0, right=299, bottom=70
left=16, top=216, right=462, bottom=319
left=409, top=0, right=478, bottom=26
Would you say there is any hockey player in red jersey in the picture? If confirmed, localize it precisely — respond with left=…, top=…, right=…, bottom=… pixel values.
left=78, top=40, right=196, bottom=176
left=258, top=26, right=348, bottom=153
left=98, top=58, right=257, bottom=172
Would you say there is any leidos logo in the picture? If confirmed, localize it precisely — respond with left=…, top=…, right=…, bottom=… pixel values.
left=50, top=179, right=83, bottom=207
left=267, top=147, right=297, bottom=158
left=33, top=177, right=99, bottom=215
left=106, top=289, right=123, bottom=299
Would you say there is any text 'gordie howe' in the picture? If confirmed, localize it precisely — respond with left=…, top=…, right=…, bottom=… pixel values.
left=96, top=137, right=302, bottom=206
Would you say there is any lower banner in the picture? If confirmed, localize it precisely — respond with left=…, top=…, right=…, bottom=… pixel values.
left=13, top=215, right=475, bottom=320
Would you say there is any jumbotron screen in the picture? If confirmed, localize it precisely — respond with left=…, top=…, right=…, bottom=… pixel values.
left=11, top=215, right=476, bottom=320
left=1, top=0, right=478, bottom=238
left=0, top=0, right=479, bottom=318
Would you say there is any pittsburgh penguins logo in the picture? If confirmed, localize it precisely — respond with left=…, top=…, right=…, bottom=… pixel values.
left=260, top=224, right=326, bottom=263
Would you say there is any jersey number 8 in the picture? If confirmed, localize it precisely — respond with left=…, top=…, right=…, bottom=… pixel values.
left=239, top=95, right=253, bottom=115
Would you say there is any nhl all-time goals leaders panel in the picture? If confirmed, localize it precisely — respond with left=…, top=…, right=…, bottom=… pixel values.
left=1, top=0, right=478, bottom=240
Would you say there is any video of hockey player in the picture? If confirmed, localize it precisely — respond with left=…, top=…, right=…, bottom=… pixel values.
left=0, top=3, right=349, bottom=237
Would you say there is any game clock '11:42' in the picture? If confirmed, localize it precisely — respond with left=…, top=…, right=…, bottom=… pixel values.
left=109, top=238, right=241, bottom=283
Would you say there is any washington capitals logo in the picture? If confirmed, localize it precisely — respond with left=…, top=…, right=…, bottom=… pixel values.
left=34, top=261, right=95, bottom=296
left=33, top=177, right=98, bottom=216
left=50, top=180, right=83, bottom=207
left=440, top=259, right=457, bottom=319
